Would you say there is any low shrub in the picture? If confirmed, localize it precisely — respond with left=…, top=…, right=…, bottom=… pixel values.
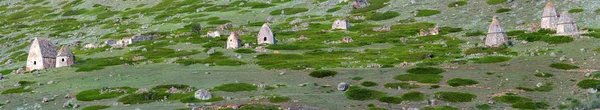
left=434, top=91, right=476, bottom=102
left=268, top=96, right=291, bottom=103
left=516, top=83, right=553, bottom=92
left=309, top=70, right=338, bottom=78
left=506, top=30, right=526, bottom=36
left=76, top=87, right=138, bottom=101
left=207, top=20, right=231, bottom=25
left=214, top=83, right=257, bottom=92
left=476, top=104, right=492, bottom=110
left=326, top=7, right=341, bottom=13
left=534, top=72, right=553, bottom=78
left=82, top=105, right=110, bottom=110
left=465, top=30, right=486, bottom=36
left=361, top=81, right=378, bottom=87
left=415, top=9, right=441, bottom=17
left=511, top=101, right=549, bottom=109
left=394, top=74, right=443, bottom=83
left=496, top=8, right=511, bottom=13
left=448, top=1, right=467, bottom=8
left=569, top=8, right=584, bottom=13
left=464, top=47, right=510, bottom=55
left=577, top=79, right=600, bottom=89
left=118, top=92, right=168, bottom=104
left=234, top=49, right=256, bottom=53
left=487, top=0, right=506, bottom=5
left=407, top=67, right=445, bottom=74
left=470, top=56, right=511, bottom=63
left=345, top=87, right=386, bottom=100
left=369, top=11, right=400, bottom=21
left=447, top=78, right=479, bottom=87
left=1, top=81, right=36, bottom=94
left=493, top=95, right=533, bottom=104
left=383, top=82, right=420, bottom=89
left=550, top=63, right=579, bottom=70
left=541, top=36, right=574, bottom=44
left=378, top=96, right=403, bottom=104
left=352, top=77, right=364, bottom=80
left=401, top=91, right=425, bottom=101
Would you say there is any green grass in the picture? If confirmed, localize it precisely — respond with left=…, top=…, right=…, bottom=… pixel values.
left=72, top=57, right=134, bottom=72
left=118, top=92, right=168, bottom=104
left=487, top=0, right=506, bottom=5
left=549, top=63, right=579, bottom=70
left=516, top=83, right=554, bottom=92
left=326, top=7, right=341, bottom=13
left=401, top=91, right=425, bottom=101
left=569, top=8, right=584, bottom=13
left=378, top=96, right=403, bottom=104
left=269, top=8, right=309, bottom=15
left=180, top=96, right=223, bottom=103
left=207, top=20, right=231, bottom=25
left=541, top=36, right=574, bottom=44
left=383, top=82, right=420, bottom=89
left=238, top=104, right=280, bottom=110
left=352, top=77, right=364, bottom=80
left=423, top=106, right=459, bottom=110
left=465, top=30, right=486, bottom=36
left=234, top=49, right=256, bottom=53
left=394, top=74, right=443, bottom=83
left=268, top=95, right=291, bottom=103
left=506, top=30, right=526, bottom=36
left=476, top=104, right=492, bottom=110
left=176, top=52, right=245, bottom=66
left=447, top=78, right=479, bottom=87
left=493, top=95, right=533, bottom=104
left=1, top=81, right=36, bottom=94
left=214, top=83, right=257, bottom=92
left=309, top=70, right=338, bottom=78
left=416, top=9, right=441, bottom=17
left=577, top=79, right=600, bottom=89
left=534, top=72, right=554, bottom=78
left=511, top=101, right=549, bottom=109
left=368, top=11, right=400, bottom=21
left=239, top=2, right=275, bottom=8
left=76, top=87, right=138, bottom=101
left=350, top=0, right=391, bottom=14
left=496, top=8, right=511, bottom=13
left=82, top=105, right=111, bottom=110
left=406, top=67, right=445, bottom=74
left=470, top=56, right=511, bottom=63
left=434, top=91, right=477, bottom=102
left=464, top=47, right=511, bottom=55
left=361, top=81, right=379, bottom=87
left=345, top=87, right=386, bottom=100
left=448, top=1, right=467, bottom=8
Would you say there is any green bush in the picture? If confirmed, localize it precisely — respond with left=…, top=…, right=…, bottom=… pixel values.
left=534, top=72, right=553, bottom=78
left=234, top=49, right=256, bottom=53
left=577, top=79, right=600, bottom=89
left=511, top=101, right=549, bottom=109
left=550, top=63, right=579, bottom=70
left=361, top=81, right=378, bottom=87
left=62, top=8, right=89, bottom=16
left=369, top=11, right=400, bottom=21
left=541, top=36, right=574, bottom=44
left=352, top=77, right=364, bottom=80
left=269, top=8, right=309, bottom=15
left=2, top=81, right=36, bottom=94
left=487, top=0, right=506, bottom=5
left=416, top=9, right=441, bottom=17
left=407, top=67, right=445, bottom=74
left=506, top=30, right=526, bottom=36
left=378, top=96, right=403, bottom=104
left=326, top=7, right=341, bottom=13
left=423, top=106, right=459, bottom=110
left=383, top=82, right=420, bottom=89
left=82, top=105, right=110, bottom=110
left=76, top=87, right=138, bottom=101
left=394, top=74, right=443, bottom=83
left=434, top=91, right=476, bottom=102
left=516, top=83, right=553, bottom=92
left=476, top=104, right=492, bottom=110
left=268, top=96, right=291, bottom=103
left=496, top=8, right=511, bottom=13
left=309, top=70, right=338, bottom=78
left=465, top=30, right=486, bottom=36
left=447, top=78, right=479, bottom=87
left=448, top=1, right=467, bottom=8
left=345, top=87, right=386, bottom=100
left=470, top=56, right=511, bottom=63
left=493, top=95, right=533, bottom=104
left=214, top=83, right=257, bottom=92
left=118, top=92, right=168, bottom=104
left=569, top=8, right=584, bottom=13
left=401, top=91, right=425, bottom=101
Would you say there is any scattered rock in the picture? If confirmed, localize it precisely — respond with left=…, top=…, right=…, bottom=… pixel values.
left=4, top=59, right=13, bottom=65
left=194, top=89, right=212, bottom=100
left=207, top=48, right=216, bottom=55
left=337, top=82, right=349, bottom=91
left=136, top=88, right=149, bottom=94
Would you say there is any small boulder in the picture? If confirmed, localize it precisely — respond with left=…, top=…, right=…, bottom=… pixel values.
left=194, top=89, right=212, bottom=100
left=337, top=82, right=349, bottom=91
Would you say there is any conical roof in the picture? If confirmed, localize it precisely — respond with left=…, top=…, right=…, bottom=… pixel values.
left=57, top=46, right=74, bottom=57
left=32, top=37, right=57, bottom=58
left=542, top=1, right=559, bottom=17
left=558, top=11, right=574, bottom=24
left=488, top=17, right=505, bottom=34
left=259, top=23, right=273, bottom=38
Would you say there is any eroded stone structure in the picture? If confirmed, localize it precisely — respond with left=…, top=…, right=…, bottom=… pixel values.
left=26, top=38, right=57, bottom=71
left=485, top=17, right=508, bottom=47
left=227, top=32, right=241, bottom=49
left=258, top=23, right=276, bottom=44
left=332, top=19, right=350, bottom=30
left=541, top=1, right=559, bottom=30
left=556, top=11, right=579, bottom=36
left=56, top=46, right=75, bottom=68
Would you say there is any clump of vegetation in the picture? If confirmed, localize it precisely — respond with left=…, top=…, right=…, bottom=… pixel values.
left=434, top=91, right=477, bottom=102
left=511, top=101, right=549, bottom=109
left=423, top=106, right=459, bottom=110
left=401, top=91, right=425, bottom=101
left=464, top=47, right=511, bottom=55
left=534, top=72, right=554, bottom=78
left=577, top=79, right=600, bottom=89
left=415, top=9, right=441, bottom=17
left=516, top=83, right=554, bottom=92
left=447, top=78, right=479, bottom=87
left=368, top=11, right=400, bottom=21
left=361, top=81, right=379, bottom=87
left=569, top=8, right=584, bottom=13
left=118, top=92, right=168, bottom=104
left=2, top=81, right=36, bottom=94
left=214, top=83, right=257, bottom=92
left=234, top=49, right=256, bottom=53
left=270, top=8, right=309, bottom=15
left=406, top=67, right=445, bottom=74
left=176, top=52, right=245, bottom=66
left=493, top=94, right=533, bottom=104
left=326, top=7, right=341, bottom=13
left=550, top=63, right=579, bottom=70
left=470, top=56, right=511, bottom=63
left=383, top=82, right=420, bottom=89
left=487, top=0, right=507, bottom=5
left=238, top=104, right=280, bottom=110
left=76, top=87, right=138, bottom=101
left=465, top=30, right=486, bottom=36
left=476, top=104, right=492, bottom=110
left=72, top=57, right=134, bottom=72
left=395, top=74, right=443, bottom=83
left=82, top=105, right=110, bottom=110
left=180, top=96, right=223, bottom=103
left=309, top=70, right=338, bottom=78
left=378, top=96, right=403, bottom=104
left=506, top=30, right=526, bottom=36
left=352, top=77, right=364, bottom=80
left=496, top=8, right=512, bottom=13
left=345, top=87, right=386, bottom=100
left=268, top=95, right=291, bottom=103
left=350, top=0, right=391, bottom=13
left=448, top=1, right=467, bottom=8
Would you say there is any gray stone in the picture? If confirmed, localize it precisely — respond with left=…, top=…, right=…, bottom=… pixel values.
left=195, top=89, right=212, bottom=100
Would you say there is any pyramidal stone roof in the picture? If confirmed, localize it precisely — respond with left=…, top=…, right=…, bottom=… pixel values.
left=33, top=37, right=57, bottom=58
left=229, top=31, right=240, bottom=40
left=485, top=17, right=508, bottom=47
left=488, top=17, right=506, bottom=34
left=542, top=1, right=558, bottom=17
left=558, top=11, right=575, bottom=24
left=57, top=46, right=74, bottom=57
